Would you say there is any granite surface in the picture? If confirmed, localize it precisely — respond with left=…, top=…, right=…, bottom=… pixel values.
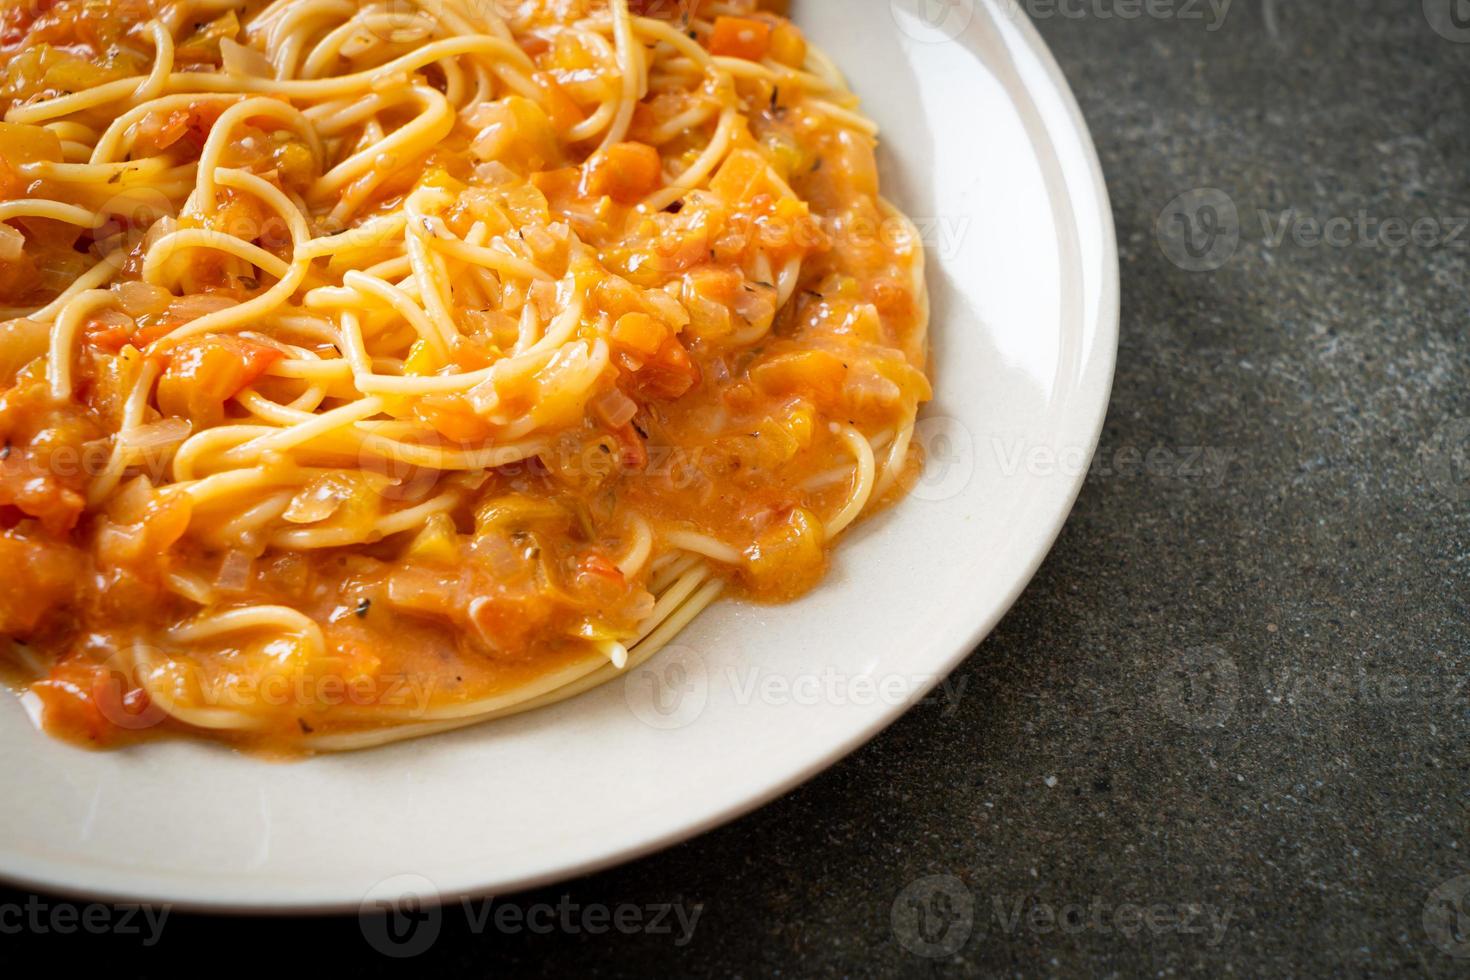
left=9, top=0, right=1469, bottom=974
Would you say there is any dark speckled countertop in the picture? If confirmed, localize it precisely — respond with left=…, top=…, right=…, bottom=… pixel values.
left=11, top=1, right=1469, bottom=974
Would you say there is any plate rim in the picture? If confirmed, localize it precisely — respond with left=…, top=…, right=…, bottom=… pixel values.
left=0, top=4, right=1119, bottom=913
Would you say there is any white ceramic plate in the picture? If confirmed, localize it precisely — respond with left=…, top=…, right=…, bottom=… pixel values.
left=0, top=0, right=1117, bottom=911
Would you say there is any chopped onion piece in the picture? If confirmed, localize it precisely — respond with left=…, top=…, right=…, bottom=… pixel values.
left=214, top=549, right=254, bottom=593
left=473, top=161, right=518, bottom=186
left=0, top=223, right=23, bottom=262
left=220, top=38, right=273, bottom=78
left=88, top=308, right=134, bottom=333
left=283, top=479, right=348, bottom=525
left=120, top=417, right=191, bottom=455
left=591, top=388, right=637, bottom=428
left=169, top=294, right=237, bottom=321
left=627, top=590, right=656, bottom=623
left=115, top=280, right=171, bottom=316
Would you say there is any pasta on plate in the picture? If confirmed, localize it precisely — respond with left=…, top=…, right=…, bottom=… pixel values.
left=0, top=0, right=930, bottom=751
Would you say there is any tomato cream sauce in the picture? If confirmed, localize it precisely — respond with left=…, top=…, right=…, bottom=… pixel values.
left=0, top=0, right=929, bottom=751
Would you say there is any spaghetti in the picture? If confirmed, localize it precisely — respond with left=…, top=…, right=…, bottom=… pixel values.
left=0, top=0, right=930, bottom=752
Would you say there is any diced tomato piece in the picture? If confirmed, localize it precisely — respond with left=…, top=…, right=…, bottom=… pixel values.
left=636, top=337, right=700, bottom=400
left=31, top=656, right=165, bottom=746
left=768, top=21, right=805, bottom=66
left=743, top=505, right=826, bottom=600
left=583, top=142, right=663, bottom=204
left=0, top=443, right=87, bottom=536
left=0, top=376, right=99, bottom=534
left=155, top=335, right=283, bottom=425
left=579, top=551, right=625, bottom=584
left=628, top=0, right=704, bottom=16
left=531, top=71, right=584, bottom=130
left=414, top=394, right=493, bottom=444
left=750, top=349, right=848, bottom=406
left=610, top=312, right=667, bottom=357
left=709, top=16, right=771, bottom=61
left=0, top=531, right=82, bottom=632
left=32, top=671, right=116, bottom=746
left=82, top=310, right=137, bottom=353
left=710, top=148, right=783, bottom=204
left=132, top=102, right=227, bottom=156
left=0, top=121, right=60, bottom=199
left=138, top=109, right=190, bottom=151
left=0, top=121, right=62, bottom=165
left=465, top=591, right=550, bottom=655
left=132, top=322, right=177, bottom=348
left=866, top=277, right=914, bottom=320
left=0, top=155, right=20, bottom=199
left=450, top=336, right=497, bottom=372
left=84, top=326, right=134, bottom=353
left=471, top=96, right=559, bottom=173
left=531, top=166, right=581, bottom=208
left=612, top=422, right=648, bottom=470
